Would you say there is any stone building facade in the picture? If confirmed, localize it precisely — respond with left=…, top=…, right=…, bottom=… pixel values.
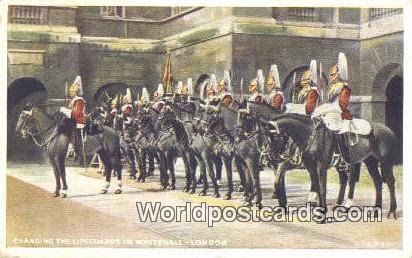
left=7, top=6, right=403, bottom=161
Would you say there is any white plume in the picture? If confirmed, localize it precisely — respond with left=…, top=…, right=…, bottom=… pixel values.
left=257, top=69, right=265, bottom=94
left=270, top=64, right=281, bottom=89
left=309, top=60, right=318, bottom=84
left=187, top=78, right=194, bottom=96
left=338, top=52, right=348, bottom=81
left=157, top=83, right=164, bottom=97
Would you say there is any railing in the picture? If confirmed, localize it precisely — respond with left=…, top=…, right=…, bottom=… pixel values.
left=369, top=8, right=402, bottom=21
left=9, top=6, right=48, bottom=24
left=285, top=8, right=319, bottom=22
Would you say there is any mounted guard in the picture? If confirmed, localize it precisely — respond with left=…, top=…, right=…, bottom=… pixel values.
left=265, top=64, right=285, bottom=111
left=216, top=70, right=234, bottom=106
left=286, top=60, right=319, bottom=115
left=60, top=75, right=86, bottom=166
left=248, top=69, right=265, bottom=104
left=153, top=84, right=166, bottom=112
left=312, top=53, right=372, bottom=169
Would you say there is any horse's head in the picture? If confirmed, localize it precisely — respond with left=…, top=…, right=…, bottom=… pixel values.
left=155, top=105, right=176, bottom=130
left=16, top=103, right=36, bottom=139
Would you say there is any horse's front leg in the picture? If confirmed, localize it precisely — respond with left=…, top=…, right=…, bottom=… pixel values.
left=234, top=155, right=246, bottom=192
left=99, top=151, right=111, bottom=194
left=158, top=151, right=168, bottom=190
left=273, top=161, right=291, bottom=208
left=333, top=166, right=348, bottom=209
left=182, top=150, right=192, bottom=192
left=50, top=157, right=61, bottom=197
left=248, top=158, right=262, bottom=209
left=223, top=155, right=233, bottom=200
left=316, top=162, right=328, bottom=222
left=112, top=149, right=123, bottom=194
left=206, top=152, right=220, bottom=198
left=167, top=152, right=176, bottom=190
left=57, top=157, right=68, bottom=198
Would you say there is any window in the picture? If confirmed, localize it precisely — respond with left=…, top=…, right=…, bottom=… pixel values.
left=100, top=6, right=125, bottom=18
left=369, top=8, right=402, bottom=21
left=286, top=8, right=319, bottom=22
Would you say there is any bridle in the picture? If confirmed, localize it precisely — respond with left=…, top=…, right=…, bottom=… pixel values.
left=19, top=109, right=59, bottom=149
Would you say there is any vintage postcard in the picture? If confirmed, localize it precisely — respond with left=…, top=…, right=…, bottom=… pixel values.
left=1, top=0, right=409, bottom=257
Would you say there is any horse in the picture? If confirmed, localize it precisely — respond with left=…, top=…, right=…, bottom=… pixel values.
left=269, top=113, right=398, bottom=219
left=15, top=104, right=123, bottom=197
left=205, top=97, right=250, bottom=200
left=189, top=102, right=221, bottom=197
left=133, top=105, right=160, bottom=182
left=154, top=104, right=193, bottom=190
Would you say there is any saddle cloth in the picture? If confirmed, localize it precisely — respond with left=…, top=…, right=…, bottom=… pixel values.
left=284, top=103, right=306, bottom=115
left=312, top=103, right=372, bottom=135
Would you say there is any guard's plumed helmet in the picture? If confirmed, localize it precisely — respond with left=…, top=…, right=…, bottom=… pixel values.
left=217, top=70, right=231, bottom=95
left=301, top=60, right=317, bottom=87
left=123, top=88, right=132, bottom=104
left=266, top=64, right=281, bottom=92
left=140, top=87, right=150, bottom=104
left=68, top=75, right=83, bottom=98
left=154, top=83, right=164, bottom=100
left=329, top=52, right=348, bottom=84
left=249, top=69, right=264, bottom=94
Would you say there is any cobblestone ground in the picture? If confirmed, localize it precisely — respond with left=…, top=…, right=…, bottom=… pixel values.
left=6, top=161, right=402, bottom=248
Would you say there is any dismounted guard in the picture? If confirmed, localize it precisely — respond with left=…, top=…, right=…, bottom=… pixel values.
left=248, top=69, right=265, bottom=104
left=60, top=75, right=86, bottom=166
left=265, top=64, right=284, bottom=111
left=296, top=60, right=320, bottom=115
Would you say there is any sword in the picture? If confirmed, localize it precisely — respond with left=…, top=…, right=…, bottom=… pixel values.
left=80, top=128, right=87, bottom=173
left=319, top=62, right=324, bottom=102
left=240, top=78, right=244, bottom=101
left=291, top=71, right=297, bottom=103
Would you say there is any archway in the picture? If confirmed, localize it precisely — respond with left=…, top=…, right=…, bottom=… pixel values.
left=94, top=83, right=130, bottom=107
left=385, top=75, right=403, bottom=164
left=8, top=77, right=47, bottom=162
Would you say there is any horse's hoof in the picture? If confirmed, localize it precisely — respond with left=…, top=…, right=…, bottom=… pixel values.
left=183, top=187, right=190, bottom=193
left=129, top=175, right=136, bottom=180
left=224, top=194, right=232, bottom=200
left=243, top=201, right=252, bottom=207
left=272, top=192, right=278, bottom=199
left=387, top=211, right=397, bottom=220
left=255, top=203, right=263, bottom=210
left=190, top=189, right=196, bottom=194
left=199, top=191, right=207, bottom=196
left=237, top=186, right=245, bottom=192
left=52, top=192, right=59, bottom=198
left=115, top=189, right=122, bottom=194
left=213, top=192, right=220, bottom=198
left=332, top=203, right=346, bottom=212
left=59, top=193, right=67, bottom=198
left=100, top=189, right=108, bottom=194
left=168, top=185, right=176, bottom=190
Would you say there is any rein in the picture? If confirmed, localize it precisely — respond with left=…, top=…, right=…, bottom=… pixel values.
left=23, top=112, right=60, bottom=149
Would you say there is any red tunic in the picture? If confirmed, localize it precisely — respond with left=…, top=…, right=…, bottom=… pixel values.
left=71, top=99, right=86, bottom=124
left=339, top=86, right=352, bottom=120
left=305, top=90, right=319, bottom=115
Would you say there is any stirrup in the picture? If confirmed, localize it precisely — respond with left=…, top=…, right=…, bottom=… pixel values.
left=338, top=156, right=351, bottom=171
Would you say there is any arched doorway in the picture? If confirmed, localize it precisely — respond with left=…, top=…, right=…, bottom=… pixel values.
left=94, top=83, right=130, bottom=107
left=8, top=77, right=47, bottom=162
left=385, top=75, right=403, bottom=164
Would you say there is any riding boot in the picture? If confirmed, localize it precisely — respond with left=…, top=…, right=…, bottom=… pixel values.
left=338, top=134, right=351, bottom=170
left=74, top=129, right=85, bottom=166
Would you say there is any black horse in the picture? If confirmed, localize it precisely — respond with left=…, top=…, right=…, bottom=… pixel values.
left=269, top=113, right=398, bottom=218
left=154, top=104, right=193, bottom=190
left=16, top=105, right=123, bottom=197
